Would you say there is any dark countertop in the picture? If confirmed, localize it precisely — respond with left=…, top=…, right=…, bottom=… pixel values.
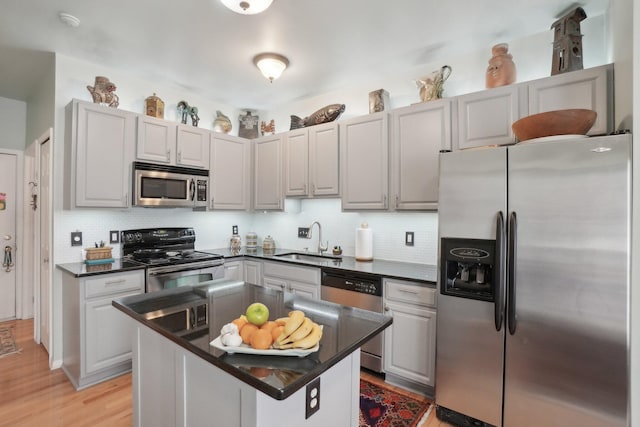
left=56, top=258, right=146, bottom=277
left=201, top=247, right=437, bottom=284
left=113, top=278, right=392, bottom=400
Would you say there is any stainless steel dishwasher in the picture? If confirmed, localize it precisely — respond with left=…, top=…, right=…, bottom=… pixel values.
left=321, top=268, right=384, bottom=372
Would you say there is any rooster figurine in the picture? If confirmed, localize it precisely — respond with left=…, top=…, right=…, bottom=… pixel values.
left=87, top=76, right=119, bottom=108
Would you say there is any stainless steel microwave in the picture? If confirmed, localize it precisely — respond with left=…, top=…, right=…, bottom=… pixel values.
left=132, top=161, right=209, bottom=208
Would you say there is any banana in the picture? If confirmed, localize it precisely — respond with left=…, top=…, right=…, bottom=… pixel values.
left=282, top=310, right=305, bottom=336
left=274, top=317, right=289, bottom=326
left=291, top=322, right=323, bottom=349
left=281, top=317, right=313, bottom=344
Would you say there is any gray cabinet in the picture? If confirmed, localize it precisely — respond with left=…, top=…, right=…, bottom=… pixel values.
left=254, top=134, right=284, bottom=210
left=62, top=269, right=144, bottom=389
left=391, top=100, right=453, bottom=210
left=262, top=261, right=320, bottom=300
left=65, top=100, right=135, bottom=208
left=527, top=63, right=613, bottom=136
left=284, top=122, right=340, bottom=198
left=176, top=124, right=210, bottom=169
left=383, top=278, right=437, bottom=390
left=210, top=134, right=251, bottom=210
left=223, top=260, right=244, bottom=281
left=456, top=84, right=521, bottom=149
left=340, top=112, right=389, bottom=210
left=243, top=260, right=262, bottom=285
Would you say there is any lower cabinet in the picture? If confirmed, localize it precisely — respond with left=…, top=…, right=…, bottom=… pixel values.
left=62, top=269, right=145, bottom=389
left=243, top=260, right=263, bottom=285
left=261, top=261, right=320, bottom=300
left=223, top=260, right=244, bottom=281
left=383, top=278, right=437, bottom=390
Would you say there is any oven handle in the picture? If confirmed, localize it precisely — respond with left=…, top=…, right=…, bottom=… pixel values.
left=147, top=260, right=224, bottom=275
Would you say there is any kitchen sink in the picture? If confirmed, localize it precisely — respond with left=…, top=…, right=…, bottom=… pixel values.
left=274, top=252, right=342, bottom=265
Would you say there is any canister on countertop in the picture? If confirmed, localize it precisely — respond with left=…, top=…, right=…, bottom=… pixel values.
left=230, top=233, right=241, bottom=253
left=262, top=235, right=276, bottom=254
left=246, top=232, right=258, bottom=248
left=355, top=222, right=373, bottom=261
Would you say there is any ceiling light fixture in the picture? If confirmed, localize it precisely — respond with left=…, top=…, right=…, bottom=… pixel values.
left=253, top=53, right=289, bottom=82
left=59, top=12, right=80, bottom=28
left=221, top=0, right=273, bottom=15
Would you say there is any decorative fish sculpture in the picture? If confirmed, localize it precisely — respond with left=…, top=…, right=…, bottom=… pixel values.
left=290, top=104, right=346, bottom=130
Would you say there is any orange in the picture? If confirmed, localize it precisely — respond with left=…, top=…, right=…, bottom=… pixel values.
left=232, top=316, right=248, bottom=332
left=271, top=325, right=285, bottom=342
left=240, top=323, right=259, bottom=344
left=260, top=321, right=277, bottom=333
left=250, top=328, right=273, bottom=350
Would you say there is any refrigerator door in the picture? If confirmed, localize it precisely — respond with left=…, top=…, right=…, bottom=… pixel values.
left=436, top=147, right=507, bottom=426
left=504, top=134, right=630, bottom=427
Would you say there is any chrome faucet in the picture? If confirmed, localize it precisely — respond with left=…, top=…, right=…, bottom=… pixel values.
left=308, top=221, right=328, bottom=255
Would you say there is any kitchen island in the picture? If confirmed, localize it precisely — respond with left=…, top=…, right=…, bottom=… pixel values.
left=113, top=278, right=392, bottom=427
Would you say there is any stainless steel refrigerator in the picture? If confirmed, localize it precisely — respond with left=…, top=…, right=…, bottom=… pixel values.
left=434, top=134, right=630, bottom=427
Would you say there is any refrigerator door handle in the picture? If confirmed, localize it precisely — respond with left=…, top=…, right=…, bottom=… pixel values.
left=507, top=211, right=517, bottom=335
left=494, top=211, right=505, bottom=331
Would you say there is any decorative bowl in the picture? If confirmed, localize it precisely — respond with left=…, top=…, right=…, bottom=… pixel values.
left=511, top=109, right=597, bottom=142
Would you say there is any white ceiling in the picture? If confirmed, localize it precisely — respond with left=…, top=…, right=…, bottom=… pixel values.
left=0, top=0, right=609, bottom=110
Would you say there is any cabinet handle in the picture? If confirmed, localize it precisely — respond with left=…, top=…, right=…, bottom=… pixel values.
left=166, top=149, right=171, bottom=161
left=384, top=305, right=390, bottom=312
left=303, top=183, right=307, bottom=194
left=210, top=197, right=214, bottom=209
left=383, top=194, right=387, bottom=207
left=395, top=194, right=399, bottom=208
left=105, top=279, right=126, bottom=286
left=311, top=183, right=315, bottom=194
left=177, top=151, right=181, bottom=163
left=398, top=288, right=418, bottom=295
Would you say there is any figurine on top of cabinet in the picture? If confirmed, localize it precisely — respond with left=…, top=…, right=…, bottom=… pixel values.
left=145, top=93, right=165, bottom=118
left=213, top=111, right=232, bottom=133
left=261, top=119, right=275, bottom=136
left=87, top=76, right=119, bottom=108
left=177, top=100, right=200, bottom=126
left=290, top=104, right=345, bottom=130
left=551, top=6, right=587, bottom=75
left=486, top=43, right=516, bottom=88
left=239, top=111, right=259, bottom=139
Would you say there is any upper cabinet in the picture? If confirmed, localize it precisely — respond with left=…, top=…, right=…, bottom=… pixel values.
left=340, top=112, right=389, bottom=210
left=65, top=100, right=135, bottom=209
left=136, top=117, right=210, bottom=169
left=209, top=133, right=251, bottom=210
left=283, top=122, right=340, bottom=198
left=527, top=63, right=613, bottom=136
left=391, top=100, right=453, bottom=210
left=456, top=84, right=522, bottom=150
left=254, top=134, right=284, bottom=211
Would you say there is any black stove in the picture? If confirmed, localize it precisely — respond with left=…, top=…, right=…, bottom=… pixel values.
left=122, top=227, right=223, bottom=268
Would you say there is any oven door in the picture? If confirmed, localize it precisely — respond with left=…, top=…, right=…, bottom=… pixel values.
left=146, top=261, right=224, bottom=293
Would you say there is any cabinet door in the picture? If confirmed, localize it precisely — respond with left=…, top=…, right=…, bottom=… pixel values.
left=223, top=261, right=243, bottom=280
left=457, top=84, right=520, bottom=149
left=176, top=125, right=210, bottom=169
left=383, top=301, right=436, bottom=386
left=284, top=129, right=309, bottom=196
left=84, top=290, right=140, bottom=375
left=136, top=115, right=176, bottom=164
left=74, top=101, right=135, bottom=208
left=210, top=134, right=251, bottom=210
left=528, top=64, right=612, bottom=136
left=263, top=276, right=287, bottom=292
left=340, top=112, right=389, bottom=210
left=254, top=135, right=283, bottom=210
left=391, top=100, right=452, bottom=210
left=309, top=122, right=340, bottom=196
left=243, top=260, right=262, bottom=285
left=288, top=280, right=319, bottom=300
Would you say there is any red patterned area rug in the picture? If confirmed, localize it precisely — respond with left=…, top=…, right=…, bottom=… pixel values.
left=359, top=379, right=432, bottom=427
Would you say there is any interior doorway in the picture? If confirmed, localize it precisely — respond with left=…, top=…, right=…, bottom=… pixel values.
left=0, top=151, right=19, bottom=320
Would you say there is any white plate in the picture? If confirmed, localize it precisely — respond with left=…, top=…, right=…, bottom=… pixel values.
left=520, top=134, right=589, bottom=143
left=210, top=335, right=319, bottom=357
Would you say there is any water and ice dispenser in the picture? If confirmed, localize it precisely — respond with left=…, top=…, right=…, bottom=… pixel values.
left=440, top=238, right=496, bottom=302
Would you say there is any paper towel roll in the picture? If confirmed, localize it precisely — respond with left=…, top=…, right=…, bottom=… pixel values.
left=355, top=223, right=373, bottom=261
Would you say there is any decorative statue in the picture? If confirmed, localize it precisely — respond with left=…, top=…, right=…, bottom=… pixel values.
left=486, top=44, right=516, bottom=88
left=261, top=119, right=275, bottom=136
left=369, top=89, right=390, bottom=113
left=416, top=65, right=452, bottom=102
left=189, top=106, right=200, bottom=127
left=213, top=111, right=232, bottom=133
left=551, top=7, right=586, bottom=75
left=87, top=76, right=119, bottom=108
left=290, top=104, right=346, bottom=130
left=177, top=101, right=200, bottom=126
left=238, top=111, right=259, bottom=138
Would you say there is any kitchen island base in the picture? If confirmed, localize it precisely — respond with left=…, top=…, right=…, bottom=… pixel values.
left=133, top=323, right=360, bottom=427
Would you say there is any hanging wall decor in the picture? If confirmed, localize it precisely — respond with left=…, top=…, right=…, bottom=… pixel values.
left=550, top=7, right=586, bottom=75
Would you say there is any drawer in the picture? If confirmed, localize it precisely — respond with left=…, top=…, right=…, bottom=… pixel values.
left=84, top=270, right=144, bottom=299
left=384, top=279, right=436, bottom=308
left=262, top=261, right=320, bottom=284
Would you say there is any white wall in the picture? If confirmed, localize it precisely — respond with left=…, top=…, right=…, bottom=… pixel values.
left=0, top=97, right=27, bottom=150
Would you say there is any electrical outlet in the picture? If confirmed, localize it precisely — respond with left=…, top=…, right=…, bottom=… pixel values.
left=71, top=231, right=83, bottom=246
left=109, top=230, right=119, bottom=244
left=232, top=225, right=238, bottom=235
left=305, top=377, right=320, bottom=419
left=405, top=231, right=414, bottom=246
left=298, top=227, right=310, bottom=238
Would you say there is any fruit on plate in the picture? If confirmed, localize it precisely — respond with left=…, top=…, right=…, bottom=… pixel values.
left=273, top=310, right=323, bottom=350
left=232, top=315, right=248, bottom=331
left=246, top=302, right=270, bottom=326
left=250, top=328, right=273, bottom=350
left=219, top=322, right=243, bottom=347
left=240, top=323, right=259, bottom=344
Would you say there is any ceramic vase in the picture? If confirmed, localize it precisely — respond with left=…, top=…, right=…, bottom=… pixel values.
left=486, top=43, right=516, bottom=89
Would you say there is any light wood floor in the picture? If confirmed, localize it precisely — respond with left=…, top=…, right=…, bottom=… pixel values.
left=0, top=318, right=452, bottom=427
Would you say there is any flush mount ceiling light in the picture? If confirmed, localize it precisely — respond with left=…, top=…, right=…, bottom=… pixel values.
left=253, top=53, right=289, bottom=82
left=58, top=12, right=80, bottom=28
left=221, top=0, right=273, bottom=15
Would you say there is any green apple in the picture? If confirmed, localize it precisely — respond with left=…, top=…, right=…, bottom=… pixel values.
left=246, top=302, right=269, bottom=326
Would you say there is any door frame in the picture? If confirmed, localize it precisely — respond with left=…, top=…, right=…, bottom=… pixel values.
left=0, top=148, right=24, bottom=321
